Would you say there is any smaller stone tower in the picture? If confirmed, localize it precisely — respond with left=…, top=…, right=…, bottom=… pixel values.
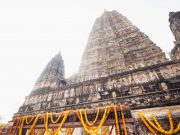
left=31, top=52, right=65, bottom=95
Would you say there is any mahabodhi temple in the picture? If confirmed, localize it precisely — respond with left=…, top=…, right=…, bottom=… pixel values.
left=0, top=10, right=180, bottom=135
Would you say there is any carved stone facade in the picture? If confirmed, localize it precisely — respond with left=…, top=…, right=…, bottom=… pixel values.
left=16, top=61, right=180, bottom=116
left=32, top=52, right=66, bottom=93
left=14, top=10, right=180, bottom=134
left=76, top=10, right=167, bottom=82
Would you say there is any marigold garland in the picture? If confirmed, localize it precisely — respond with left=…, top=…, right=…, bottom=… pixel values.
left=52, top=111, right=70, bottom=135
left=138, top=109, right=180, bottom=135
left=44, top=113, right=50, bottom=134
left=77, top=106, right=111, bottom=134
left=84, top=126, right=109, bottom=135
left=174, top=123, right=180, bottom=133
left=120, top=105, right=127, bottom=135
left=9, top=105, right=132, bottom=135
left=150, top=109, right=174, bottom=134
left=27, top=114, right=41, bottom=135
left=50, top=112, right=63, bottom=124
left=43, top=111, right=71, bottom=135
left=19, top=116, right=25, bottom=135
left=25, top=115, right=35, bottom=125
left=138, top=113, right=157, bottom=135
left=113, top=105, right=120, bottom=135
left=83, top=107, right=100, bottom=126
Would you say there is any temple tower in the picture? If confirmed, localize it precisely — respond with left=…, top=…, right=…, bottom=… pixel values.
left=77, top=10, right=167, bottom=82
left=32, top=52, right=65, bottom=95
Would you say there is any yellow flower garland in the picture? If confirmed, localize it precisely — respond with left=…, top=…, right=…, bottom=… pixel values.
left=10, top=105, right=132, bottom=135
left=113, top=105, right=120, bottom=135
left=120, top=105, right=127, bottom=135
left=77, top=106, right=111, bottom=134
left=174, top=123, right=180, bottom=133
left=44, top=112, right=50, bottom=135
left=44, top=111, right=70, bottom=135
left=138, top=109, right=180, bottom=135
left=83, top=107, right=100, bottom=126
left=19, top=116, right=25, bottom=135
left=25, top=115, right=35, bottom=125
left=27, top=114, right=41, bottom=135
left=150, top=109, right=174, bottom=134
left=138, top=113, right=157, bottom=135
left=50, top=112, right=63, bottom=124
left=52, top=111, right=70, bottom=135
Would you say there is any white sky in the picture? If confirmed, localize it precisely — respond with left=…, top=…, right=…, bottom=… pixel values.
left=0, top=0, right=179, bottom=123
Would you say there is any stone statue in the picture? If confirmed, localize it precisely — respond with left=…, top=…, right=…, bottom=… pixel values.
left=169, top=12, right=180, bottom=42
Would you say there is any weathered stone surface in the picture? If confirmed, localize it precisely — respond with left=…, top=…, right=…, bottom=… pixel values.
left=32, top=52, right=65, bottom=92
left=17, top=61, right=180, bottom=116
left=75, top=10, right=167, bottom=82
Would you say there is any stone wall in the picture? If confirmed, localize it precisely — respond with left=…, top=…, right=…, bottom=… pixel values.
left=15, top=60, right=180, bottom=116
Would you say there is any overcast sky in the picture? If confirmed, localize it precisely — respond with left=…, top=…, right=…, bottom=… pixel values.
left=0, top=0, right=179, bottom=123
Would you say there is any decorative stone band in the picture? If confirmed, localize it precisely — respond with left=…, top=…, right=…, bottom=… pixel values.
left=16, top=88, right=180, bottom=116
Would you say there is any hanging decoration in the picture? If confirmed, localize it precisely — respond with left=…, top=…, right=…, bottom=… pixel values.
left=120, top=105, right=127, bottom=135
left=113, top=105, right=120, bottom=135
left=138, top=109, right=180, bottom=135
left=2, top=105, right=129, bottom=135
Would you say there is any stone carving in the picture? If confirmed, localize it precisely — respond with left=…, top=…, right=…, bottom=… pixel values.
left=47, top=93, right=53, bottom=101
left=32, top=52, right=65, bottom=93
left=20, top=62, right=180, bottom=112
left=160, top=82, right=168, bottom=91
left=77, top=10, right=166, bottom=82
left=64, top=90, right=69, bottom=98
left=112, top=91, right=117, bottom=98
left=131, top=86, right=143, bottom=95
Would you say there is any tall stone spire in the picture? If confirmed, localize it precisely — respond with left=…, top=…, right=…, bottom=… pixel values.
left=32, top=52, right=65, bottom=93
left=77, top=10, right=167, bottom=82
